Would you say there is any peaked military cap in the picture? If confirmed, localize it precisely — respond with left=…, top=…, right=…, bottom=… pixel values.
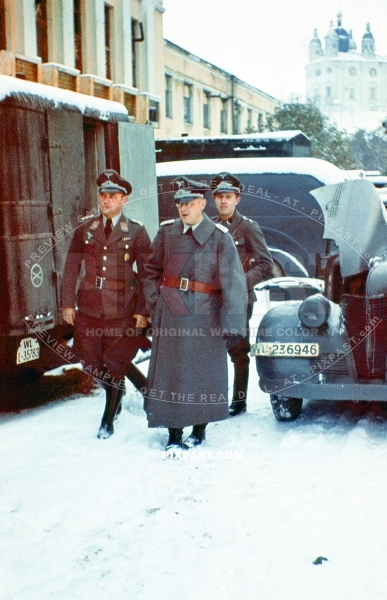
left=211, top=172, right=242, bottom=195
left=172, top=176, right=210, bottom=205
left=97, top=169, right=132, bottom=195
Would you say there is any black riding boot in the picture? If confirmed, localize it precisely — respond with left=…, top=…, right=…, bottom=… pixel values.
left=165, top=428, right=187, bottom=450
left=97, top=386, right=125, bottom=439
left=126, top=362, right=147, bottom=393
left=184, top=423, right=207, bottom=448
left=229, top=364, right=249, bottom=416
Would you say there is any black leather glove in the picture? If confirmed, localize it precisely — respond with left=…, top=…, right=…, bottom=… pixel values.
left=223, top=333, right=244, bottom=351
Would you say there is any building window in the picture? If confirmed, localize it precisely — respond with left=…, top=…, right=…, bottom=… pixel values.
left=220, top=100, right=228, bottom=134
left=104, top=4, right=112, bottom=80
left=203, top=91, right=211, bottom=129
left=183, top=83, right=193, bottom=124
left=247, top=108, right=253, bottom=132
left=165, top=74, right=173, bottom=118
left=74, top=0, right=82, bottom=71
left=234, top=102, right=241, bottom=134
left=349, top=88, right=355, bottom=100
left=0, top=0, right=6, bottom=50
left=326, top=86, right=331, bottom=97
left=370, top=87, right=376, bottom=102
left=149, top=99, right=159, bottom=124
left=131, top=19, right=144, bottom=89
left=36, top=0, right=48, bottom=63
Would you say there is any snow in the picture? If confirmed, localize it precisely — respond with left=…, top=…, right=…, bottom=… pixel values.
left=0, top=74, right=128, bottom=118
left=1, top=294, right=387, bottom=600
left=156, top=157, right=351, bottom=186
left=310, top=51, right=387, bottom=64
left=160, top=130, right=309, bottom=142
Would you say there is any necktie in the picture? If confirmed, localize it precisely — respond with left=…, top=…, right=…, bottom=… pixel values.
left=185, top=227, right=193, bottom=235
left=104, top=218, right=112, bottom=239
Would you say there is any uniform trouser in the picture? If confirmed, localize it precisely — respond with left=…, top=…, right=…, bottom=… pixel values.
left=74, top=312, right=140, bottom=389
left=228, top=303, right=253, bottom=402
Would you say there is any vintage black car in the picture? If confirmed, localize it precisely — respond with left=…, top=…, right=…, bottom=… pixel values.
left=254, top=179, right=387, bottom=420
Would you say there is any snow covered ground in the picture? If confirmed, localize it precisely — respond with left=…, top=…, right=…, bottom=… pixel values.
left=1, top=293, right=387, bottom=600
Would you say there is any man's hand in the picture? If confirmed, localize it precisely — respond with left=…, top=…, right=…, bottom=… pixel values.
left=133, top=314, right=148, bottom=328
left=62, top=308, right=76, bottom=326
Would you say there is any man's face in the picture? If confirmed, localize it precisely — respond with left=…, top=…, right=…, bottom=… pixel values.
left=213, top=192, right=240, bottom=221
left=176, top=197, right=206, bottom=225
left=99, top=192, right=127, bottom=219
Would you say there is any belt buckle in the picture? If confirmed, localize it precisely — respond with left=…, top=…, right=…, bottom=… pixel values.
left=95, top=276, right=104, bottom=289
left=179, top=277, right=189, bottom=292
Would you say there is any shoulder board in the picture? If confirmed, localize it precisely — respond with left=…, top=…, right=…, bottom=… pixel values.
left=130, top=218, right=143, bottom=226
left=215, top=223, right=228, bottom=233
left=160, top=219, right=176, bottom=226
left=242, top=215, right=254, bottom=223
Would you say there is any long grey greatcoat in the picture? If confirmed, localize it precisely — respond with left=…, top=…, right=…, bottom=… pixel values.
left=143, top=212, right=248, bottom=429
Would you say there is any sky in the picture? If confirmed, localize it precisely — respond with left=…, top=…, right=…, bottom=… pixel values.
left=2, top=299, right=387, bottom=599
left=162, top=0, right=387, bottom=102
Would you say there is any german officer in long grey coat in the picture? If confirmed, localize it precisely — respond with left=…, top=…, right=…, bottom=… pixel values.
left=143, top=178, right=248, bottom=451
left=62, top=170, right=151, bottom=439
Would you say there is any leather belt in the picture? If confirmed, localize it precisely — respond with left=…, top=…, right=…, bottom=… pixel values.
left=85, top=275, right=125, bottom=290
left=162, top=276, right=220, bottom=294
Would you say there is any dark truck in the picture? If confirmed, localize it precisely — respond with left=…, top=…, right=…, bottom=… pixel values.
left=0, top=74, right=158, bottom=388
left=156, top=156, right=352, bottom=279
left=253, top=178, right=387, bottom=420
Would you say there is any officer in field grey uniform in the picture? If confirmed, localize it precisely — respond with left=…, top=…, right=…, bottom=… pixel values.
left=62, top=170, right=151, bottom=439
left=211, top=172, right=273, bottom=416
left=143, top=177, right=247, bottom=451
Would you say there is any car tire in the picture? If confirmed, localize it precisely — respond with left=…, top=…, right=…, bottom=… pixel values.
left=270, top=394, right=303, bottom=421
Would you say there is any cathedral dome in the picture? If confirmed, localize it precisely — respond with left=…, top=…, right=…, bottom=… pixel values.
left=362, top=23, right=375, bottom=57
left=362, top=22, right=374, bottom=39
left=309, top=29, right=323, bottom=60
left=348, top=30, right=357, bottom=51
left=334, top=13, right=350, bottom=52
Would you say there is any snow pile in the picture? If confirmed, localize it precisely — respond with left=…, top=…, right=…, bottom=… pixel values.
left=1, top=295, right=387, bottom=600
left=156, top=157, right=351, bottom=185
left=0, top=74, right=128, bottom=120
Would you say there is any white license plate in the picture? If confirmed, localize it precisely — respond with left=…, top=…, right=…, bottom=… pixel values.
left=251, top=342, right=319, bottom=357
left=16, top=337, right=40, bottom=365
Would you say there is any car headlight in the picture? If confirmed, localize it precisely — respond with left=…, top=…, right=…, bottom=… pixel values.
left=298, top=294, right=331, bottom=328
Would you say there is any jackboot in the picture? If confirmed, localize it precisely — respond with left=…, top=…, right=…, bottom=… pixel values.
left=229, top=364, right=249, bottom=416
left=165, top=428, right=188, bottom=451
left=126, top=362, right=147, bottom=393
left=97, top=386, right=125, bottom=439
left=184, top=424, right=207, bottom=448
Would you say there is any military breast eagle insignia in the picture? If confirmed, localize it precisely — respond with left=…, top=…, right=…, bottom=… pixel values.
left=89, top=220, right=100, bottom=230
left=120, top=222, right=129, bottom=232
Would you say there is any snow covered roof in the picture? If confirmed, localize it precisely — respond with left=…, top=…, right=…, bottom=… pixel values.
left=0, top=74, right=128, bottom=121
left=309, top=51, right=387, bottom=63
left=161, top=131, right=309, bottom=143
left=157, top=157, right=350, bottom=186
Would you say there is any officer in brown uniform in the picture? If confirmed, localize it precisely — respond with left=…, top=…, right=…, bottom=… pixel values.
left=62, top=170, right=151, bottom=438
left=211, top=172, right=273, bottom=416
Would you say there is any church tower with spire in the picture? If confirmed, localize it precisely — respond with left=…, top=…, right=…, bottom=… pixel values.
left=306, top=14, right=387, bottom=131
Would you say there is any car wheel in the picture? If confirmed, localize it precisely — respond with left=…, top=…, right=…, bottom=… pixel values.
left=270, top=394, right=303, bottom=421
